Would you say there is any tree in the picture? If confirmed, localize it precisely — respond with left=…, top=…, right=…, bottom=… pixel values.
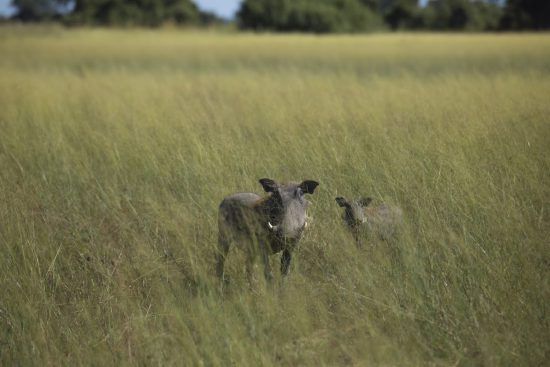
left=359, top=0, right=381, bottom=11
left=422, top=0, right=501, bottom=31
left=237, top=0, right=290, bottom=31
left=383, top=0, right=421, bottom=30
left=237, top=0, right=384, bottom=33
left=473, top=0, right=502, bottom=30
left=11, top=0, right=70, bottom=21
left=500, top=0, right=550, bottom=30
left=68, top=0, right=203, bottom=26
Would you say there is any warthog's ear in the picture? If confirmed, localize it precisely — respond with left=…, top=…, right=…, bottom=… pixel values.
left=335, top=197, right=348, bottom=207
left=300, top=180, right=319, bottom=194
left=259, top=178, right=278, bottom=193
left=358, top=197, right=373, bottom=207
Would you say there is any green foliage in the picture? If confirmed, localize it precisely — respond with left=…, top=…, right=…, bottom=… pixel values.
left=500, top=0, right=550, bottom=30
left=10, top=0, right=222, bottom=26
left=423, top=0, right=502, bottom=31
left=384, top=0, right=422, bottom=30
left=8, top=0, right=550, bottom=31
left=238, top=0, right=384, bottom=33
left=11, top=0, right=70, bottom=21
left=68, top=0, right=202, bottom=26
left=474, top=0, right=503, bottom=30
left=0, top=28, right=549, bottom=365
left=236, top=0, right=510, bottom=33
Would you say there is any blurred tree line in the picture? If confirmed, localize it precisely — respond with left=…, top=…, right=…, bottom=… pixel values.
left=238, top=0, right=550, bottom=31
left=10, top=0, right=221, bottom=26
left=8, top=0, right=550, bottom=31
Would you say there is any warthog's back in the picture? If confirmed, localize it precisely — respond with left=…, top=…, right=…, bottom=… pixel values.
left=365, top=204, right=403, bottom=239
left=218, top=192, right=263, bottom=235
left=220, top=193, right=262, bottom=209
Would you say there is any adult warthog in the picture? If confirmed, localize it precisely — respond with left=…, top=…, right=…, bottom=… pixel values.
left=217, top=178, right=319, bottom=283
left=335, top=196, right=403, bottom=245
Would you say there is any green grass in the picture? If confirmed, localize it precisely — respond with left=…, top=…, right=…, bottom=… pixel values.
left=1, top=27, right=549, bottom=366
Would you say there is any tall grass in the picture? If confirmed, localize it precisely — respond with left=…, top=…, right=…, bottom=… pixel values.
left=1, top=28, right=549, bottom=366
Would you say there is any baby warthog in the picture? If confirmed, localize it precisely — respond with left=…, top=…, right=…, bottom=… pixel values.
left=335, top=196, right=403, bottom=244
left=217, top=178, right=319, bottom=283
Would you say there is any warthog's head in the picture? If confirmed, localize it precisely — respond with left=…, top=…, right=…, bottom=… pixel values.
left=258, top=178, right=319, bottom=240
left=335, top=196, right=373, bottom=229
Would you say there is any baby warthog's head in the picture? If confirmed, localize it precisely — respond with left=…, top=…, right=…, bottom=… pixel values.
left=259, top=178, right=319, bottom=240
left=335, top=196, right=373, bottom=228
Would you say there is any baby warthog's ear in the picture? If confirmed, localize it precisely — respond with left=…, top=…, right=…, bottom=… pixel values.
left=335, top=197, right=348, bottom=207
left=259, top=178, right=278, bottom=193
left=299, top=180, right=319, bottom=194
left=358, top=197, right=373, bottom=207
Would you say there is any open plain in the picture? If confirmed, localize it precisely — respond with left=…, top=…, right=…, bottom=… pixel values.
left=0, top=28, right=549, bottom=365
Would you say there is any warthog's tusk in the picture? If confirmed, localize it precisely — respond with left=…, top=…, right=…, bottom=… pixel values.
left=305, top=215, right=312, bottom=228
left=267, top=222, right=278, bottom=231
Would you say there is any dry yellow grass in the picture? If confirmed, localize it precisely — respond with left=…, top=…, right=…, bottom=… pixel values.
left=1, top=27, right=549, bottom=365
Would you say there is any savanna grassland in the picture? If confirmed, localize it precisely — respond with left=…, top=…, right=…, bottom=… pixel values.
left=0, top=27, right=549, bottom=366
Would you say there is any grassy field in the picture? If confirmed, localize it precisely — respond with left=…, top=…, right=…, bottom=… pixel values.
left=0, top=27, right=549, bottom=366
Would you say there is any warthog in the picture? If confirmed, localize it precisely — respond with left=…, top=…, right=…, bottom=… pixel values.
left=217, top=178, right=319, bottom=283
left=335, top=196, right=403, bottom=244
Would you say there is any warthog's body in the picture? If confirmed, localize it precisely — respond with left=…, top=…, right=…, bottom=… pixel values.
left=336, top=197, right=403, bottom=244
left=217, top=179, right=319, bottom=283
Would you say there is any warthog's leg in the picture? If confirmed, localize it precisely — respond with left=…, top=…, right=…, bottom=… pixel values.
left=245, top=252, right=256, bottom=285
left=280, top=249, right=292, bottom=276
left=216, top=233, right=230, bottom=281
left=260, top=242, right=273, bottom=282
left=352, top=227, right=363, bottom=248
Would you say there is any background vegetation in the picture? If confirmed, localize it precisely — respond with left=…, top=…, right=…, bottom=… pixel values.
left=9, top=0, right=222, bottom=26
left=0, top=28, right=549, bottom=365
left=6, top=0, right=550, bottom=31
